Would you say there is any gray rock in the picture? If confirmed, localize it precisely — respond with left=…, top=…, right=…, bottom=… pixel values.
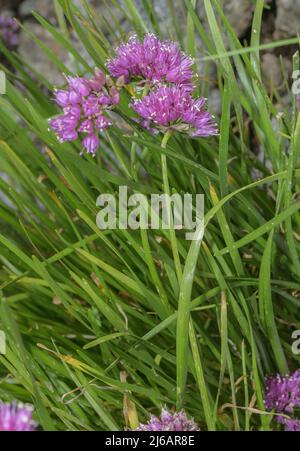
left=0, top=9, right=14, bottom=19
left=223, top=0, right=254, bottom=37
left=19, top=0, right=56, bottom=21
left=274, top=0, right=300, bottom=39
left=208, top=88, right=221, bottom=116
left=18, top=21, right=67, bottom=85
left=0, top=0, right=21, bottom=10
left=195, top=0, right=253, bottom=38
left=261, top=53, right=283, bottom=89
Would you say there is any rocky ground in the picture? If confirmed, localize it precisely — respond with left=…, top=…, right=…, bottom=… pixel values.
left=0, top=0, right=299, bottom=111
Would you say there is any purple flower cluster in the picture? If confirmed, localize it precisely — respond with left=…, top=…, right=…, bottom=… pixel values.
left=50, top=34, right=217, bottom=154
left=49, top=69, right=122, bottom=155
left=136, top=408, right=199, bottom=431
left=107, top=34, right=194, bottom=90
left=132, top=86, right=218, bottom=137
left=107, top=33, right=217, bottom=138
left=277, top=416, right=300, bottom=432
left=0, top=16, right=19, bottom=50
left=0, top=401, right=36, bottom=431
left=264, top=370, right=300, bottom=431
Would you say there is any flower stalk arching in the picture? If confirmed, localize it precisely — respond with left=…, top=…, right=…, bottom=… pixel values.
left=161, top=131, right=182, bottom=284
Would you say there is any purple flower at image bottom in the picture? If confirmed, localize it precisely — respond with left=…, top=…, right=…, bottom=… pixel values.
left=0, top=401, right=36, bottom=431
left=107, top=33, right=194, bottom=90
left=264, top=370, right=300, bottom=431
left=132, top=85, right=218, bottom=137
left=136, top=409, right=200, bottom=431
left=277, top=416, right=300, bottom=432
left=264, top=370, right=300, bottom=414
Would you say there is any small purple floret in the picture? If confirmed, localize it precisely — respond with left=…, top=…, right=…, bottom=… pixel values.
left=277, top=416, right=300, bottom=432
left=0, top=401, right=36, bottom=431
left=132, top=85, right=218, bottom=137
left=264, top=370, right=300, bottom=431
left=107, top=34, right=194, bottom=90
left=264, top=370, right=300, bottom=413
left=136, top=408, right=200, bottom=431
left=49, top=70, right=121, bottom=155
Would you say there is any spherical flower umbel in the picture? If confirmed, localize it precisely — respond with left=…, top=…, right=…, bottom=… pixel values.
left=277, top=416, right=300, bottom=432
left=49, top=33, right=218, bottom=156
left=49, top=69, right=122, bottom=155
left=264, top=370, right=300, bottom=414
left=0, top=15, right=19, bottom=50
left=107, top=34, right=194, bottom=91
left=136, top=408, right=199, bottom=431
left=0, top=401, right=37, bottom=431
left=132, top=85, right=218, bottom=138
left=264, top=370, right=300, bottom=431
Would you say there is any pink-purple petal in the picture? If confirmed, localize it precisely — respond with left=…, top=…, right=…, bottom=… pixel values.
left=0, top=401, right=37, bottom=432
left=136, top=408, right=199, bottom=432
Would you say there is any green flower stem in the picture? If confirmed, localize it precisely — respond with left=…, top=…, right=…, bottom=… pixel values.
left=161, top=131, right=183, bottom=285
left=131, top=134, right=138, bottom=181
